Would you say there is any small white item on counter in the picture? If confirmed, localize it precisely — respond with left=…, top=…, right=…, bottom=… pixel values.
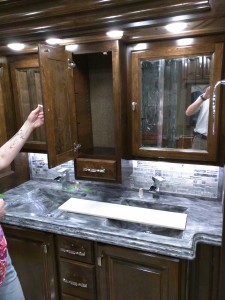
left=138, top=188, right=144, bottom=199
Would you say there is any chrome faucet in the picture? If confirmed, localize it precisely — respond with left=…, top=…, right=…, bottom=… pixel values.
left=149, top=176, right=165, bottom=199
left=54, top=168, right=72, bottom=190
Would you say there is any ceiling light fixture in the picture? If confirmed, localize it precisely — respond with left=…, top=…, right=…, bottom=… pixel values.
left=7, top=43, right=25, bottom=51
left=177, top=38, right=194, bottom=46
left=65, top=44, right=78, bottom=52
left=106, top=30, right=124, bottom=38
left=165, top=22, right=187, bottom=33
left=45, top=38, right=61, bottom=45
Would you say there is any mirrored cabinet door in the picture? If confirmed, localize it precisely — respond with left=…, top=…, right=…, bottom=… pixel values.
left=131, top=41, right=224, bottom=163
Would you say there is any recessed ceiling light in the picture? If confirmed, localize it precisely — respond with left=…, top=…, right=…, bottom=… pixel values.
left=165, top=22, right=187, bottom=33
left=133, top=43, right=148, bottom=51
left=7, top=43, right=25, bottom=51
left=65, top=44, right=78, bottom=52
left=177, top=38, right=194, bottom=46
left=106, top=30, right=123, bottom=38
left=45, top=38, right=61, bottom=45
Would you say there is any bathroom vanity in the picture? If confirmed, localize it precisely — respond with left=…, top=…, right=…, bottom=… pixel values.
left=1, top=179, right=222, bottom=300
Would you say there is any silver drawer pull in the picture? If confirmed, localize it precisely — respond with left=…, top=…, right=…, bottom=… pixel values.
left=62, top=278, right=87, bottom=289
left=82, top=168, right=106, bottom=173
left=60, top=248, right=86, bottom=257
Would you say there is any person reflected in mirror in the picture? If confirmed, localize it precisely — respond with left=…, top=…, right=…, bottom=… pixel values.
left=185, top=86, right=210, bottom=150
left=0, top=106, right=44, bottom=300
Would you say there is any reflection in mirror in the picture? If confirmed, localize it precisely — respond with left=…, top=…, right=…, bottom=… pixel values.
left=141, top=55, right=211, bottom=150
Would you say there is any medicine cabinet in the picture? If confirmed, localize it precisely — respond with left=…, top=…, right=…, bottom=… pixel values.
left=38, top=41, right=124, bottom=182
left=130, top=40, right=224, bottom=163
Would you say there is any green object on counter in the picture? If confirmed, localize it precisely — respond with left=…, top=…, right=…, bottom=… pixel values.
left=0, top=193, right=5, bottom=197
left=65, top=186, right=76, bottom=191
left=64, top=186, right=92, bottom=192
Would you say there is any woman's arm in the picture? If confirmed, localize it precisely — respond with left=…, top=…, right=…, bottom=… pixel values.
left=0, top=199, right=4, bottom=219
left=0, top=105, right=44, bottom=170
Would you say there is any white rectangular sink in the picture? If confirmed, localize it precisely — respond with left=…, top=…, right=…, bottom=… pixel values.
left=58, top=198, right=187, bottom=230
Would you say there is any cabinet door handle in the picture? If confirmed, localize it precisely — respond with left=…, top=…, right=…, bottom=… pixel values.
left=97, top=254, right=104, bottom=267
left=132, top=101, right=137, bottom=111
left=82, top=167, right=106, bottom=173
left=62, top=278, right=88, bottom=289
left=43, top=244, right=48, bottom=254
left=59, top=247, right=86, bottom=257
left=68, top=58, right=76, bottom=69
left=74, top=143, right=81, bottom=152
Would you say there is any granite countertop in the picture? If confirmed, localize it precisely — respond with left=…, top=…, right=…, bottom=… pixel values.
left=1, top=179, right=223, bottom=260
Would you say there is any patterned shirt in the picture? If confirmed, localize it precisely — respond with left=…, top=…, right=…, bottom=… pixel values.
left=0, top=225, right=7, bottom=285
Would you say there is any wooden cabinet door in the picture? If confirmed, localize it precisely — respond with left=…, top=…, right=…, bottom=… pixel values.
left=9, top=55, right=46, bottom=152
left=188, top=243, right=221, bottom=300
left=2, top=225, right=59, bottom=300
left=96, top=244, right=182, bottom=300
left=38, top=44, right=78, bottom=168
left=0, top=59, right=30, bottom=192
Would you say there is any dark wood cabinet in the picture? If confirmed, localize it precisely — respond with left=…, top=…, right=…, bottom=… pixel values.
left=0, top=58, right=30, bottom=193
left=130, top=39, right=224, bottom=164
left=71, top=40, right=125, bottom=183
left=1, top=224, right=222, bottom=300
left=9, top=55, right=46, bottom=152
left=6, top=40, right=125, bottom=183
left=96, top=243, right=185, bottom=300
left=188, top=243, right=221, bottom=300
left=2, top=225, right=59, bottom=300
left=38, top=40, right=125, bottom=182
left=183, top=55, right=212, bottom=80
left=56, top=235, right=96, bottom=300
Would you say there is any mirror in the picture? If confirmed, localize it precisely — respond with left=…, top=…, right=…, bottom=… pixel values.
left=131, top=41, right=224, bottom=162
left=140, top=55, right=211, bottom=150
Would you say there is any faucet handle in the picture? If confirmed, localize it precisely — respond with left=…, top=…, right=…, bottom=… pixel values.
left=58, top=167, right=69, bottom=174
left=152, top=176, right=165, bottom=184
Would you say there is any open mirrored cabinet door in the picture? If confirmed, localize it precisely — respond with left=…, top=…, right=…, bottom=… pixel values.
left=131, top=42, right=224, bottom=163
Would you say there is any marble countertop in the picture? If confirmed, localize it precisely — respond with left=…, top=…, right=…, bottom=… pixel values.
left=1, top=179, right=223, bottom=260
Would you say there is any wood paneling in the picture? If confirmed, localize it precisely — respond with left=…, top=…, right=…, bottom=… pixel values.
left=2, top=0, right=225, bottom=55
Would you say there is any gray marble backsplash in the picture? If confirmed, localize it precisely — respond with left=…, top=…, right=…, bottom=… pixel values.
left=28, top=153, right=222, bottom=200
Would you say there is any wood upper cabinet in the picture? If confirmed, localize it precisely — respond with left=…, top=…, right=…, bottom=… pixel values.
left=0, top=58, right=30, bottom=193
left=72, top=40, right=124, bottom=183
left=38, top=41, right=124, bottom=182
left=9, top=55, right=46, bottom=152
left=130, top=39, right=225, bottom=164
left=8, top=41, right=124, bottom=182
left=183, top=54, right=212, bottom=80
left=96, top=243, right=185, bottom=300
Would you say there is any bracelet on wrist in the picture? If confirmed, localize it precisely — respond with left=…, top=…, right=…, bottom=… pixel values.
left=200, top=94, right=206, bottom=101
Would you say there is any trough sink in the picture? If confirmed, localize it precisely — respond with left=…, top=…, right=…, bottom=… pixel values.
left=5, top=188, right=86, bottom=218
left=58, top=197, right=188, bottom=231
left=103, top=198, right=188, bottom=238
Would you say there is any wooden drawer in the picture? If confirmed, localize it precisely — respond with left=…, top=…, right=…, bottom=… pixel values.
left=59, top=259, right=96, bottom=300
left=76, top=158, right=117, bottom=181
left=57, top=235, right=94, bottom=264
left=62, top=294, right=84, bottom=300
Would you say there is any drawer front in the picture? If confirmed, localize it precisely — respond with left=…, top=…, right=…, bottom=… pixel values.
left=76, top=158, right=117, bottom=181
left=60, top=259, right=96, bottom=300
left=57, top=235, right=94, bottom=264
left=62, top=293, right=85, bottom=299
